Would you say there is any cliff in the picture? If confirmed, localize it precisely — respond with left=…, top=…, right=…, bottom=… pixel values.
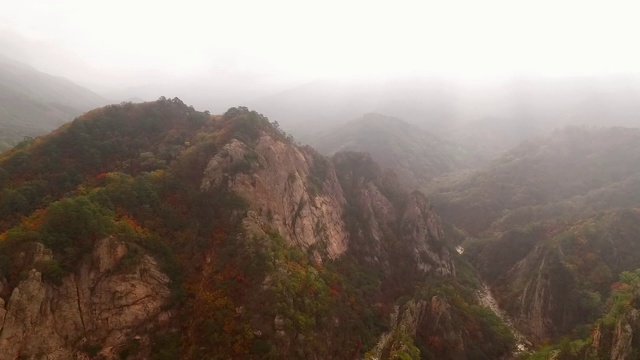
left=522, top=270, right=640, bottom=359
left=468, top=210, right=640, bottom=346
left=201, top=135, right=348, bottom=259
left=0, top=238, right=170, bottom=359
left=0, top=102, right=461, bottom=359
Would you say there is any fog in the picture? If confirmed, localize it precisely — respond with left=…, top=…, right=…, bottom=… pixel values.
left=5, top=1, right=640, bottom=82
left=3, top=0, right=640, bottom=133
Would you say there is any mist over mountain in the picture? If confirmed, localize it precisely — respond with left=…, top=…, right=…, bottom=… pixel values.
left=3, top=1, right=640, bottom=358
left=310, top=113, right=483, bottom=188
left=425, top=126, right=640, bottom=357
left=251, top=76, right=640, bottom=156
left=2, top=76, right=640, bottom=359
left=428, top=126, right=640, bottom=236
left=0, top=53, right=106, bottom=149
left=0, top=100, right=515, bottom=359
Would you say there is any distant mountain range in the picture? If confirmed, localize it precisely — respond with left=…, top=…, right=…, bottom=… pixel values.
left=310, top=113, right=484, bottom=187
left=0, top=54, right=106, bottom=149
left=2, top=94, right=640, bottom=358
left=4, top=50, right=640, bottom=359
left=427, top=126, right=640, bottom=356
left=251, top=76, right=640, bottom=157
left=428, top=126, right=640, bottom=236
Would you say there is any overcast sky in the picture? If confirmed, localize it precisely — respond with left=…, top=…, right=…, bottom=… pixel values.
left=2, top=0, right=640, bottom=89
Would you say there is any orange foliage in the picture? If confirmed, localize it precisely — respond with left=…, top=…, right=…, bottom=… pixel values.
left=611, top=282, right=631, bottom=291
left=120, top=214, right=145, bottom=234
left=23, top=208, right=47, bottom=231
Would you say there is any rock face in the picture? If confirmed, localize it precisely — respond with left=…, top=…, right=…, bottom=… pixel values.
left=196, top=126, right=457, bottom=358
left=366, top=296, right=466, bottom=360
left=0, top=237, right=170, bottom=360
left=200, top=132, right=453, bottom=274
left=488, top=242, right=581, bottom=343
left=401, top=192, right=453, bottom=275
left=468, top=227, right=582, bottom=345
left=333, top=151, right=454, bottom=276
left=508, top=245, right=559, bottom=341
left=586, top=297, right=640, bottom=360
left=0, top=107, right=456, bottom=360
left=202, top=134, right=349, bottom=259
left=365, top=299, right=429, bottom=360
left=609, top=312, right=640, bottom=360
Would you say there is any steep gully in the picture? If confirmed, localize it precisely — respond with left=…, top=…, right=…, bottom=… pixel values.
left=457, top=246, right=531, bottom=356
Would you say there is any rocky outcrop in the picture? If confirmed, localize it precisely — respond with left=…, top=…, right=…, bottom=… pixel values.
left=0, top=237, right=171, bottom=360
left=496, top=243, right=579, bottom=343
left=333, top=152, right=454, bottom=276
left=587, top=305, right=640, bottom=360
left=610, top=311, right=640, bottom=360
left=401, top=192, right=453, bottom=275
left=366, top=296, right=466, bottom=360
left=365, top=300, right=428, bottom=360
left=200, top=132, right=454, bottom=274
left=418, top=296, right=469, bottom=359
left=202, top=134, right=349, bottom=259
left=197, top=129, right=458, bottom=359
left=0, top=103, right=484, bottom=360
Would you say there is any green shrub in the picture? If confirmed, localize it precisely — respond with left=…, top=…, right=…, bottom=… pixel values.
left=35, top=259, right=65, bottom=285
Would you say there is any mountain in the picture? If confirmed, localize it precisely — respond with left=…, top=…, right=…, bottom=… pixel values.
left=248, top=78, right=465, bottom=143
left=0, top=100, right=514, bottom=359
left=429, top=126, right=640, bottom=237
left=251, top=77, right=640, bottom=158
left=542, top=268, right=640, bottom=360
left=467, top=210, right=640, bottom=342
left=423, top=126, right=640, bottom=355
left=310, top=113, right=483, bottom=188
left=0, top=54, right=106, bottom=149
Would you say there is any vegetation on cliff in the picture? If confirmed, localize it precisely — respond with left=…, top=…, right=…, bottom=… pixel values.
left=0, top=99, right=516, bottom=359
left=427, top=126, right=640, bottom=356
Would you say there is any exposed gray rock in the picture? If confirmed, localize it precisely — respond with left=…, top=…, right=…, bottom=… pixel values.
left=201, top=138, right=250, bottom=191
left=401, top=192, right=454, bottom=276
left=202, top=133, right=350, bottom=259
left=498, top=244, right=574, bottom=343
left=0, top=237, right=170, bottom=360
left=366, top=296, right=464, bottom=360
left=610, top=313, right=636, bottom=360
left=587, top=308, right=640, bottom=360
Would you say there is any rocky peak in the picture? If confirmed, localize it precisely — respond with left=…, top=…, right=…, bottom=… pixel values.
left=332, top=151, right=454, bottom=276
left=0, top=103, right=459, bottom=359
left=400, top=191, right=453, bottom=276
left=199, top=122, right=454, bottom=275
left=201, top=131, right=350, bottom=259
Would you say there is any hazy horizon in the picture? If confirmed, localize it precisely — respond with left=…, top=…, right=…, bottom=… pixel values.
left=4, top=0, right=640, bottom=92
left=3, top=0, right=640, bottom=142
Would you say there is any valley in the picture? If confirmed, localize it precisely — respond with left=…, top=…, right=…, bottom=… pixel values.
left=478, top=282, right=530, bottom=355
left=1, top=62, right=640, bottom=359
left=0, top=100, right=510, bottom=359
left=3, top=2, right=640, bottom=358
left=0, top=54, right=107, bottom=150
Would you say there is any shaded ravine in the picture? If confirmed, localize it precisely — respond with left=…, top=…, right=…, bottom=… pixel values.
left=457, top=244, right=530, bottom=356
left=478, top=282, right=531, bottom=355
